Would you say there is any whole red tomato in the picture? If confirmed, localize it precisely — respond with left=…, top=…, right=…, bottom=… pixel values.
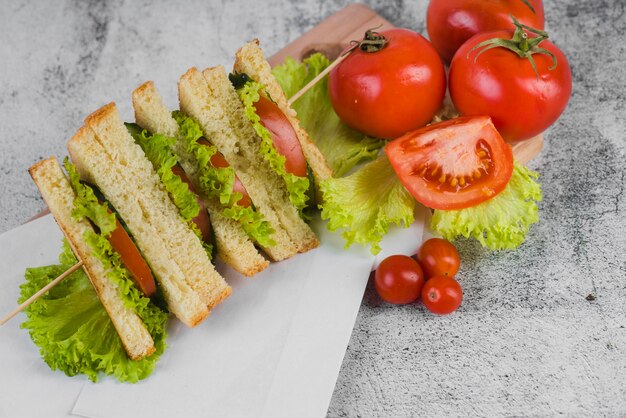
left=427, top=0, right=544, bottom=63
left=449, top=26, right=572, bottom=142
left=329, top=28, right=446, bottom=139
left=421, top=276, right=463, bottom=315
left=416, top=238, right=460, bottom=278
left=375, top=255, right=425, bottom=304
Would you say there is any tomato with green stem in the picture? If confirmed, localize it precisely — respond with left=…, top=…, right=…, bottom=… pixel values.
left=329, top=28, right=446, bottom=139
left=449, top=17, right=572, bottom=142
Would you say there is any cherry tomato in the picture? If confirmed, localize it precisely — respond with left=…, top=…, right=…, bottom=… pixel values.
left=421, top=276, right=463, bottom=315
left=329, top=28, right=446, bottom=139
left=427, top=0, right=545, bottom=63
left=449, top=29, right=572, bottom=142
left=375, top=255, right=425, bottom=304
left=107, top=217, right=156, bottom=297
left=171, top=164, right=213, bottom=244
left=254, top=96, right=307, bottom=177
left=198, top=138, right=252, bottom=208
left=416, top=238, right=460, bottom=278
left=385, top=116, right=513, bottom=210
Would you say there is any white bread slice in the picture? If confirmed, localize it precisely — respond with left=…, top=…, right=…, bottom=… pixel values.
left=29, top=157, right=155, bottom=360
left=132, top=81, right=269, bottom=276
left=178, top=66, right=319, bottom=261
left=202, top=66, right=320, bottom=253
left=233, top=39, right=333, bottom=193
left=68, top=105, right=231, bottom=326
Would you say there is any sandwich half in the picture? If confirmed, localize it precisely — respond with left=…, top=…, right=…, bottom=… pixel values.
left=68, top=103, right=232, bottom=327
left=178, top=66, right=319, bottom=261
left=131, top=81, right=270, bottom=276
left=233, top=39, right=333, bottom=197
left=29, top=157, right=161, bottom=360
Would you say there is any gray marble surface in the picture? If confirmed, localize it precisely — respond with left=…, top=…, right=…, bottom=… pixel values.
left=1, top=0, right=625, bottom=416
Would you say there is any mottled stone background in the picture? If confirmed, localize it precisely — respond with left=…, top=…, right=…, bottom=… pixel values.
left=1, top=0, right=624, bottom=416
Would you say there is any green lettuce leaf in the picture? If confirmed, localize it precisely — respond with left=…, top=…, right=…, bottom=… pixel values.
left=64, top=159, right=116, bottom=235
left=272, top=53, right=384, bottom=177
left=431, top=162, right=542, bottom=250
left=235, top=80, right=310, bottom=218
left=320, top=154, right=416, bottom=254
left=172, top=111, right=275, bottom=247
left=20, top=239, right=168, bottom=383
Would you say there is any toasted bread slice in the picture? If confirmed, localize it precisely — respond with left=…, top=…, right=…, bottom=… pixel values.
left=68, top=104, right=231, bottom=326
left=233, top=39, right=333, bottom=194
left=178, top=67, right=319, bottom=260
left=29, top=157, right=155, bottom=360
left=132, top=81, right=269, bottom=276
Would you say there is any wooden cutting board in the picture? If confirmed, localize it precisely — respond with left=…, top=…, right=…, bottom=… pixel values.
left=269, top=3, right=543, bottom=163
left=29, top=4, right=542, bottom=222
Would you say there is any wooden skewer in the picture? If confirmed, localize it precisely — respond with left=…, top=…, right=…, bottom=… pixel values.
left=0, top=260, right=84, bottom=326
left=287, top=43, right=357, bottom=106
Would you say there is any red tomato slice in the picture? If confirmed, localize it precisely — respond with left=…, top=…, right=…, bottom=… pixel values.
left=254, top=96, right=307, bottom=177
left=198, top=138, right=252, bottom=208
left=107, top=218, right=157, bottom=297
left=171, top=164, right=213, bottom=243
left=385, top=116, right=513, bottom=210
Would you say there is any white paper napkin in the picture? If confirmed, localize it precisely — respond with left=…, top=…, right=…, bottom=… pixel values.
left=0, top=207, right=427, bottom=418
left=0, top=215, right=86, bottom=418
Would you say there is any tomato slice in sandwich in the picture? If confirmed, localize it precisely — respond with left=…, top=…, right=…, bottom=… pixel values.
left=107, top=218, right=157, bottom=297
left=385, top=116, right=513, bottom=210
left=171, top=164, right=213, bottom=244
left=197, top=138, right=252, bottom=208
left=254, top=96, right=307, bottom=178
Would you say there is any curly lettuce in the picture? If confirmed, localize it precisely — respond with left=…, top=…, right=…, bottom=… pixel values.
left=20, top=241, right=167, bottom=383
left=235, top=80, right=310, bottom=218
left=20, top=163, right=169, bottom=382
left=172, top=111, right=275, bottom=247
left=272, top=53, right=384, bottom=177
left=65, top=158, right=116, bottom=235
left=320, top=155, right=416, bottom=254
left=431, top=162, right=542, bottom=250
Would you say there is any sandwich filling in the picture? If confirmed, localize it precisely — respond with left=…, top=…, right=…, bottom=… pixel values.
left=19, top=161, right=169, bottom=383
left=172, top=110, right=276, bottom=247
left=125, top=123, right=215, bottom=258
left=230, top=73, right=311, bottom=219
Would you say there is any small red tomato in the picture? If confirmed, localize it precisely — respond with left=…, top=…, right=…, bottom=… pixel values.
left=416, top=238, right=460, bottom=278
left=329, top=28, right=446, bottom=139
left=421, top=276, right=463, bottom=315
left=375, top=255, right=425, bottom=304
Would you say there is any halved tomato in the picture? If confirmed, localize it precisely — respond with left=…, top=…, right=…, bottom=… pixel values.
left=198, top=138, right=252, bottom=208
left=385, top=116, right=513, bottom=210
left=254, top=95, right=307, bottom=178
left=171, top=164, right=213, bottom=243
left=107, top=218, right=157, bottom=297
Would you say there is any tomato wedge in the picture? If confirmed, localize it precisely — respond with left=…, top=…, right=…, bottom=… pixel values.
left=198, top=138, right=252, bottom=208
left=171, top=164, right=213, bottom=243
left=254, top=95, right=307, bottom=177
left=107, top=217, right=157, bottom=297
left=385, top=116, right=513, bottom=210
